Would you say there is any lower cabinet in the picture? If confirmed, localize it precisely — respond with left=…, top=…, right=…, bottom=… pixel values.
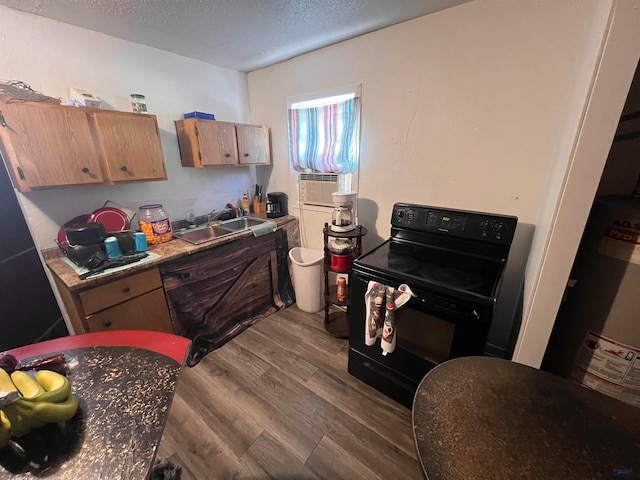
left=86, top=289, right=172, bottom=333
left=161, top=228, right=295, bottom=366
left=55, top=267, right=173, bottom=334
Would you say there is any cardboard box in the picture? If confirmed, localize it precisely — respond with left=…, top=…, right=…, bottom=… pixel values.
left=69, top=87, right=101, bottom=108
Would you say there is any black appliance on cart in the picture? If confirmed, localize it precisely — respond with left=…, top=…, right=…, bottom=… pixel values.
left=348, top=203, right=534, bottom=407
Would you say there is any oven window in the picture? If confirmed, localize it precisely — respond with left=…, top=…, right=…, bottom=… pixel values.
left=395, top=308, right=455, bottom=365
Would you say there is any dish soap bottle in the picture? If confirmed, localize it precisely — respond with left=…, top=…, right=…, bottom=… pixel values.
left=242, top=193, right=250, bottom=215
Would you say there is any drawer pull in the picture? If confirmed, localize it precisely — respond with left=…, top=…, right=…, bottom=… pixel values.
left=122, top=287, right=130, bottom=293
left=103, top=321, right=112, bottom=328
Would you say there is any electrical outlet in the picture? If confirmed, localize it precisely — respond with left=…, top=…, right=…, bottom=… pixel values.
left=336, top=273, right=349, bottom=284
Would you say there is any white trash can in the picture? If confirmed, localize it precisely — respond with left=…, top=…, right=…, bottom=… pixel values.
left=289, top=247, right=324, bottom=313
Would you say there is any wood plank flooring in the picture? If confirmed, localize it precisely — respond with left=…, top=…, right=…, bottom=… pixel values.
left=157, top=306, right=424, bottom=479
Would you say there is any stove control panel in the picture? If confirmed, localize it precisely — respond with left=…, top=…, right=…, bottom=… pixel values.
left=392, top=203, right=518, bottom=245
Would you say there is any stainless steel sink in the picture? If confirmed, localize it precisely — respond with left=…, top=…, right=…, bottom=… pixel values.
left=219, top=216, right=267, bottom=231
left=173, top=225, right=235, bottom=245
left=173, top=217, right=268, bottom=245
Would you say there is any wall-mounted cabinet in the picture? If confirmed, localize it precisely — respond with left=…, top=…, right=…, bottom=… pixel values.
left=89, top=110, right=167, bottom=183
left=175, top=118, right=270, bottom=167
left=0, top=102, right=167, bottom=192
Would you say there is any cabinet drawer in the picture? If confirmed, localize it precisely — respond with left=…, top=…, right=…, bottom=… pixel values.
left=86, top=289, right=173, bottom=333
left=79, top=268, right=163, bottom=315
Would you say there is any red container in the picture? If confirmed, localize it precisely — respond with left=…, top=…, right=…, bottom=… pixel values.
left=330, top=253, right=353, bottom=272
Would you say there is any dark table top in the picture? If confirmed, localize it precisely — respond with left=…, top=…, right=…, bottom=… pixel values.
left=412, top=356, right=640, bottom=480
left=0, top=331, right=190, bottom=479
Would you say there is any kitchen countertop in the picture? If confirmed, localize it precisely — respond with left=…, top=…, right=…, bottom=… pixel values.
left=412, top=356, right=640, bottom=480
left=43, top=215, right=297, bottom=291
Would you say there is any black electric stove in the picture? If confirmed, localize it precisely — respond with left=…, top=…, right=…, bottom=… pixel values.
left=348, top=203, right=534, bottom=407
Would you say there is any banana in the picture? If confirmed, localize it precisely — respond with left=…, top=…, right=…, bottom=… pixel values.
left=0, top=369, right=78, bottom=438
left=18, top=393, right=79, bottom=424
left=0, top=410, right=11, bottom=449
left=0, top=369, right=16, bottom=393
left=10, top=371, right=45, bottom=399
left=1, top=402, right=37, bottom=437
left=26, top=370, right=71, bottom=404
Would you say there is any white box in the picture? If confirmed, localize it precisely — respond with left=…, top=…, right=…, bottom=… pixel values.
left=69, top=87, right=101, bottom=108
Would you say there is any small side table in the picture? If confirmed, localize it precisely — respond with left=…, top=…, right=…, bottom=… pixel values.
left=322, top=223, right=367, bottom=338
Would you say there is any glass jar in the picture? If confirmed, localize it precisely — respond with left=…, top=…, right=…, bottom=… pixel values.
left=138, top=204, right=172, bottom=244
left=130, top=93, right=147, bottom=113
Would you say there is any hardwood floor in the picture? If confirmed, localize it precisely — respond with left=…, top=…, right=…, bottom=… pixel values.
left=157, top=306, right=424, bottom=479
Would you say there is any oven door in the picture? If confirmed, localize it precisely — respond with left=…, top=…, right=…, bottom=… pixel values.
left=348, top=269, right=492, bottom=407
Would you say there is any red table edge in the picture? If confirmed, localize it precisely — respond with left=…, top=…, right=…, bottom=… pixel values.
left=4, top=330, right=191, bottom=365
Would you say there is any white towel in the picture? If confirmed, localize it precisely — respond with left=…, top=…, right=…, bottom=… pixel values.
left=364, top=281, right=414, bottom=355
left=249, top=220, right=277, bottom=237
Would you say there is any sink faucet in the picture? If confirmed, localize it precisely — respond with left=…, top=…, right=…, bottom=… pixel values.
left=207, top=207, right=239, bottom=223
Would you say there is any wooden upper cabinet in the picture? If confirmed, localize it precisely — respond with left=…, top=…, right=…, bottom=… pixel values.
left=0, top=103, right=104, bottom=191
left=89, top=111, right=167, bottom=182
left=236, top=124, right=270, bottom=165
left=175, top=118, right=270, bottom=167
left=198, top=120, right=239, bottom=166
left=0, top=101, right=167, bottom=192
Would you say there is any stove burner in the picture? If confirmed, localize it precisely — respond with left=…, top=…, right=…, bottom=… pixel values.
left=388, top=253, right=418, bottom=272
left=418, top=264, right=484, bottom=290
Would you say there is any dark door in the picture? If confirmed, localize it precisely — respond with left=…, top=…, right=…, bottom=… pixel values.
left=0, top=159, right=68, bottom=350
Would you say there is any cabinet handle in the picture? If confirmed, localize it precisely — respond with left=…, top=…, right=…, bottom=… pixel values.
left=224, top=153, right=231, bottom=158
left=82, top=167, right=90, bottom=174
left=120, top=165, right=128, bottom=172
left=243, top=153, right=249, bottom=157
left=104, top=321, right=112, bottom=328
left=122, top=287, right=130, bottom=293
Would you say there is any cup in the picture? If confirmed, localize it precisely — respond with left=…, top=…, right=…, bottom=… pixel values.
left=186, top=209, right=196, bottom=227
left=104, top=236, right=122, bottom=259
left=134, top=232, right=148, bottom=252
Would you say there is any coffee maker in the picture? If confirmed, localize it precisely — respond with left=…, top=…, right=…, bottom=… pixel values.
left=266, top=192, right=288, bottom=218
left=330, top=191, right=357, bottom=232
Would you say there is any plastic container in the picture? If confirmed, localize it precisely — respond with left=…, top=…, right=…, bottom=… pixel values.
left=184, top=111, right=215, bottom=120
left=330, top=252, right=353, bottom=272
left=130, top=94, right=147, bottom=113
left=289, top=247, right=324, bottom=313
left=138, top=204, right=172, bottom=245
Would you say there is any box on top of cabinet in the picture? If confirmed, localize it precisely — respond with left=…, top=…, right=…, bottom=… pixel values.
left=69, top=87, right=101, bottom=108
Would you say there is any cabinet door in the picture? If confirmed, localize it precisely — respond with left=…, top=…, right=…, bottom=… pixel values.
left=197, top=120, right=238, bottom=166
left=236, top=124, right=270, bottom=165
left=90, top=111, right=167, bottom=182
left=86, top=288, right=173, bottom=333
left=0, top=103, right=104, bottom=191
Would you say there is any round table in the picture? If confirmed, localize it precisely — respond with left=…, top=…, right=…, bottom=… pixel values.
left=412, top=356, right=640, bottom=480
left=0, top=331, right=190, bottom=479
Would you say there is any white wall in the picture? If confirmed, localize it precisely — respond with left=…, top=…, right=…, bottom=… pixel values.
left=0, top=5, right=255, bottom=252
left=247, top=0, right=639, bottom=366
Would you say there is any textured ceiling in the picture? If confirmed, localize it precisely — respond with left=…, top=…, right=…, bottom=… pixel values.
left=0, top=0, right=469, bottom=72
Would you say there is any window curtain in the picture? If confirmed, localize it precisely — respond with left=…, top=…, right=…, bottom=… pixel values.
left=288, top=97, right=360, bottom=174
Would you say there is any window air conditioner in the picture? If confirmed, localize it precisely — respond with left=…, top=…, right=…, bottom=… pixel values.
left=298, top=173, right=339, bottom=206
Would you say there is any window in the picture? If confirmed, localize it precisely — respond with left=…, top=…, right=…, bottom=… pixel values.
left=287, top=86, right=361, bottom=175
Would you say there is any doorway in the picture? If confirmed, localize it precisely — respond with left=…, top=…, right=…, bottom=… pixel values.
left=542, top=59, right=640, bottom=375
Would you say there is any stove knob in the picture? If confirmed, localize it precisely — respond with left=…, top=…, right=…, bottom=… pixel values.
left=397, top=209, right=405, bottom=218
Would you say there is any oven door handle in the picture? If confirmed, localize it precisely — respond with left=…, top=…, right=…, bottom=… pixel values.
left=411, top=295, right=485, bottom=323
